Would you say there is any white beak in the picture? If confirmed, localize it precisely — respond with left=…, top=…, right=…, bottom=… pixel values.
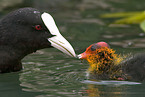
left=41, top=12, right=76, bottom=57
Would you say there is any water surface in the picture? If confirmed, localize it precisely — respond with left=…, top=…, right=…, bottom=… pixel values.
left=1, top=0, right=145, bottom=97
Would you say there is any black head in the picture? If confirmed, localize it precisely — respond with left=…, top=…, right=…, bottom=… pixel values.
left=0, top=7, right=76, bottom=73
left=0, top=8, right=52, bottom=52
left=0, top=7, right=76, bottom=57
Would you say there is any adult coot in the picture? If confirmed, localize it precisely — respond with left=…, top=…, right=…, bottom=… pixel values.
left=0, top=7, right=76, bottom=73
left=78, top=42, right=145, bottom=81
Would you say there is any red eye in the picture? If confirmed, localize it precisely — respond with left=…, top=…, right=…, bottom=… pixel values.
left=35, top=25, right=42, bottom=30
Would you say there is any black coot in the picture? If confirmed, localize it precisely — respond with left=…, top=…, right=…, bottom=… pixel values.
left=0, top=7, right=76, bottom=73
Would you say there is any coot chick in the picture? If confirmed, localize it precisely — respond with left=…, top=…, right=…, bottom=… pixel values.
left=78, top=42, right=145, bottom=81
left=0, top=8, right=76, bottom=73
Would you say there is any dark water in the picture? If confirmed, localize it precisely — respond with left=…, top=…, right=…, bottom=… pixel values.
left=1, top=0, right=145, bottom=97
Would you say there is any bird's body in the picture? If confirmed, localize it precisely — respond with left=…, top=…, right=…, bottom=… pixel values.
left=0, top=8, right=76, bottom=73
left=121, top=53, right=145, bottom=81
left=78, top=42, right=145, bottom=81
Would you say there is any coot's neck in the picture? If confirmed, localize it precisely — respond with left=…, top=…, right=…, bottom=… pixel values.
left=0, top=46, right=37, bottom=73
left=0, top=46, right=36, bottom=60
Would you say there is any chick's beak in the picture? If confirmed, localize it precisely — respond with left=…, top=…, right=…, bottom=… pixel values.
left=78, top=52, right=89, bottom=60
left=41, top=12, right=76, bottom=57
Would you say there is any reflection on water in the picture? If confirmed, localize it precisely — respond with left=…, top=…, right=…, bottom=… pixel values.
left=20, top=49, right=86, bottom=96
left=81, top=80, right=142, bottom=97
left=82, top=80, right=141, bottom=85
left=0, top=73, right=40, bottom=97
left=19, top=49, right=144, bottom=97
left=82, top=84, right=129, bottom=97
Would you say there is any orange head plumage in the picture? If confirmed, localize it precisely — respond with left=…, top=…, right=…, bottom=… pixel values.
left=78, top=42, right=123, bottom=76
left=78, top=42, right=110, bottom=60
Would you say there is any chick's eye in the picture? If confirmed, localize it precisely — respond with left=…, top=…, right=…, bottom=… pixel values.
left=90, top=44, right=98, bottom=51
left=35, top=25, right=42, bottom=30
